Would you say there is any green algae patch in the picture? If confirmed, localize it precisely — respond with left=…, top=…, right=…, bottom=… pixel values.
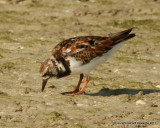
left=1, top=62, right=15, bottom=70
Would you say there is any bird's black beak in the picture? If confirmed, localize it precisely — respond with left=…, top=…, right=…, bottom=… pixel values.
left=42, top=78, right=49, bottom=92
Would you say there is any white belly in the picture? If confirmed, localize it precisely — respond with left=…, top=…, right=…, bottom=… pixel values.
left=66, top=42, right=124, bottom=75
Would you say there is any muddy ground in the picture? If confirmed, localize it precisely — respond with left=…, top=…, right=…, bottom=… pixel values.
left=0, top=0, right=160, bottom=128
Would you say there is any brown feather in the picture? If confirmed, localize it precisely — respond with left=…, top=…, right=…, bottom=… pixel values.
left=51, top=28, right=135, bottom=64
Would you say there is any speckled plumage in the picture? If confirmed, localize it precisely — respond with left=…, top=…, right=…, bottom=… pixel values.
left=40, top=28, right=135, bottom=95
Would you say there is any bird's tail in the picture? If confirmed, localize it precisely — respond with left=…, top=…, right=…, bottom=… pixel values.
left=109, top=28, right=135, bottom=45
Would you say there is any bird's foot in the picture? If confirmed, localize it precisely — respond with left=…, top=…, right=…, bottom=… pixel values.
left=67, top=91, right=85, bottom=96
left=61, top=89, right=79, bottom=95
left=61, top=90, right=85, bottom=96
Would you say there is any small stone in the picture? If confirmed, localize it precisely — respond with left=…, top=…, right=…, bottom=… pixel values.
left=77, top=104, right=85, bottom=107
left=136, top=100, right=146, bottom=105
left=48, top=85, right=56, bottom=89
left=156, top=85, right=160, bottom=88
left=150, top=104, right=158, bottom=107
left=18, top=46, right=24, bottom=49
left=108, top=69, right=112, bottom=72
left=132, top=51, right=137, bottom=54
left=149, top=112, right=153, bottom=115
left=40, top=37, right=45, bottom=40
left=114, top=69, right=119, bottom=73
left=153, top=67, right=156, bottom=69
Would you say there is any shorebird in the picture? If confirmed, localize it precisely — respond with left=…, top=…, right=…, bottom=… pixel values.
left=40, top=28, right=135, bottom=96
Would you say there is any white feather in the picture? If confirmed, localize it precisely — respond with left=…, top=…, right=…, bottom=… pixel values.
left=66, top=42, right=124, bottom=75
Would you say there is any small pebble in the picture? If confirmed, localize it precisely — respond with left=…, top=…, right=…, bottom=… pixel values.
left=18, top=46, right=24, bottom=49
left=153, top=67, right=156, bottom=69
left=114, top=69, right=119, bottom=73
left=107, top=114, right=113, bottom=117
left=149, top=112, right=153, bottom=115
left=156, top=85, right=160, bottom=88
left=150, top=104, right=158, bottom=107
left=40, top=37, right=45, bottom=40
left=77, top=104, right=85, bottom=107
left=136, top=100, right=146, bottom=105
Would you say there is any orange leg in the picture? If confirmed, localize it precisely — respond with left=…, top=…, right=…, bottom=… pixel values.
left=74, top=73, right=84, bottom=92
left=68, top=75, right=90, bottom=96
left=61, top=74, right=84, bottom=95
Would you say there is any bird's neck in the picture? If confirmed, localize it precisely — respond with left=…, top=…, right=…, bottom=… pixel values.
left=51, top=56, right=71, bottom=78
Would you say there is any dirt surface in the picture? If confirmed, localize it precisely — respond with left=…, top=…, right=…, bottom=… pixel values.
left=0, top=0, right=160, bottom=128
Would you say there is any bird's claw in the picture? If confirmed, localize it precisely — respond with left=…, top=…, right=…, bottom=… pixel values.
left=61, top=90, right=85, bottom=96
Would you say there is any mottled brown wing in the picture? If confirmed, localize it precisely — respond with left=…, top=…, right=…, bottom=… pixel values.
left=52, top=28, right=135, bottom=64
left=52, top=36, right=112, bottom=63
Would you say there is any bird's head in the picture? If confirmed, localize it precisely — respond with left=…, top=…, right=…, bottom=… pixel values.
left=40, top=56, right=58, bottom=92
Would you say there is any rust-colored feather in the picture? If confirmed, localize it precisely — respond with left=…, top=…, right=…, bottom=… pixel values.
left=51, top=28, right=135, bottom=64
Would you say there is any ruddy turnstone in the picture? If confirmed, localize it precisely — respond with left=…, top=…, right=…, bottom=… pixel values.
left=40, top=28, right=135, bottom=95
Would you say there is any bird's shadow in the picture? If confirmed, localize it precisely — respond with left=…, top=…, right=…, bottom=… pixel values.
left=85, top=88, right=160, bottom=96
